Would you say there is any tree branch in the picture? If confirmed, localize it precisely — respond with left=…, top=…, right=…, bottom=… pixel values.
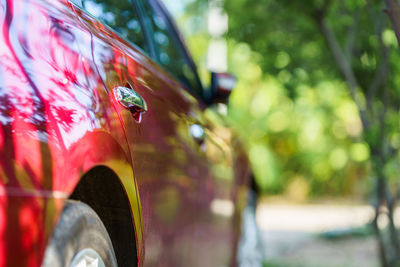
left=384, top=0, right=400, bottom=47
left=345, top=11, right=359, bottom=58
left=365, top=0, right=390, bottom=109
left=367, top=29, right=390, bottom=108
left=316, top=16, right=370, bottom=129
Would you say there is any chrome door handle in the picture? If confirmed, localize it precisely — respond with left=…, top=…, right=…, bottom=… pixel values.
left=113, top=86, right=147, bottom=123
left=189, top=124, right=205, bottom=144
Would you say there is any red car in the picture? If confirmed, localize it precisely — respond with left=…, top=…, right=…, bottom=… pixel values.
left=0, top=0, right=254, bottom=266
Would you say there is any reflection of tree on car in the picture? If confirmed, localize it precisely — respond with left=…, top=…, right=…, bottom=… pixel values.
left=0, top=0, right=255, bottom=267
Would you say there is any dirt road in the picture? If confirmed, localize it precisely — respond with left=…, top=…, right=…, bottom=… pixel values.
left=257, top=201, right=379, bottom=267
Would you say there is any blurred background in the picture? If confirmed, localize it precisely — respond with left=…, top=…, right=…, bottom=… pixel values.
left=163, top=0, right=400, bottom=266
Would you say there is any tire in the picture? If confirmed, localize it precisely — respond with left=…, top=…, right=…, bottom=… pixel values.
left=41, top=200, right=118, bottom=267
left=237, top=189, right=263, bottom=267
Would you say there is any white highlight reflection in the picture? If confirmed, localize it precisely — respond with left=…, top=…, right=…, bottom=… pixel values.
left=210, top=198, right=234, bottom=217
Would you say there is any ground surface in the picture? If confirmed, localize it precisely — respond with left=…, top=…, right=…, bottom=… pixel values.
left=256, top=199, right=380, bottom=267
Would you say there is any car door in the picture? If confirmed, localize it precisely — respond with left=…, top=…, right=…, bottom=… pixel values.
left=75, top=1, right=213, bottom=266
left=139, top=1, right=248, bottom=266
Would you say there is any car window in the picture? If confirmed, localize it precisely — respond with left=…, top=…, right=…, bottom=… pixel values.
left=81, top=0, right=149, bottom=53
left=141, top=0, right=202, bottom=96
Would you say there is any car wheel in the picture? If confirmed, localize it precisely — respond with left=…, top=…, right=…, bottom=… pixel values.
left=237, top=188, right=263, bottom=267
left=41, top=200, right=118, bottom=267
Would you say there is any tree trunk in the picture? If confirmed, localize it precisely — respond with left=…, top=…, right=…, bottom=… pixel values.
left=315, top=11, right=400, bottom=266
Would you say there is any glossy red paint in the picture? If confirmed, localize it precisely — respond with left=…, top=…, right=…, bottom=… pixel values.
left=0, top=0, right=251, bottom=266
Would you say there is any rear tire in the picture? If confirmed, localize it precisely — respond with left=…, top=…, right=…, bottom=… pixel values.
left=237, top=189, right=263, bottom=267
left=41, top=200, right=118, bottom=267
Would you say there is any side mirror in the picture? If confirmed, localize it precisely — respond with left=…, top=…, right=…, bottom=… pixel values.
left=209, top=72, right=237, bottom=104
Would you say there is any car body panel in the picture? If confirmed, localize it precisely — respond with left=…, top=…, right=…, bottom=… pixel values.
left=0, top=0, right=251, bottom=266
left=0, top=0, right=142, bottom=265
left=79, top=10, right=212, bottom=266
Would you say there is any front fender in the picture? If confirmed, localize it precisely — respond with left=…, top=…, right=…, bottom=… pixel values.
left=63, top=130, right=143, bottom=256
left=0, top=0, right=143, bottom=265
left=0, top=127, right=143, bottom=267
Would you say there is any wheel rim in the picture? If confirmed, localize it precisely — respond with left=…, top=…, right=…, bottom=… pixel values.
left=70, top=248, right=106, bottom=267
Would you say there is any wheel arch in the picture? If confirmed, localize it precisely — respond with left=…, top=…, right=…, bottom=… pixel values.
left=56, top=130, right=144, bottom=266
left=70, top=165, right=139, bottom=267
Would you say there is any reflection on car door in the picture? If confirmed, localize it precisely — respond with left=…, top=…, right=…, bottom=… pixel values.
left=77, top=0, right=213, bottom=266
left=140, top=2, right=246, bottom=266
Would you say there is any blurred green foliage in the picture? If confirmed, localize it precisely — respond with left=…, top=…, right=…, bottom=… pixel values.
left=164, top=0, right=400, bottom=199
